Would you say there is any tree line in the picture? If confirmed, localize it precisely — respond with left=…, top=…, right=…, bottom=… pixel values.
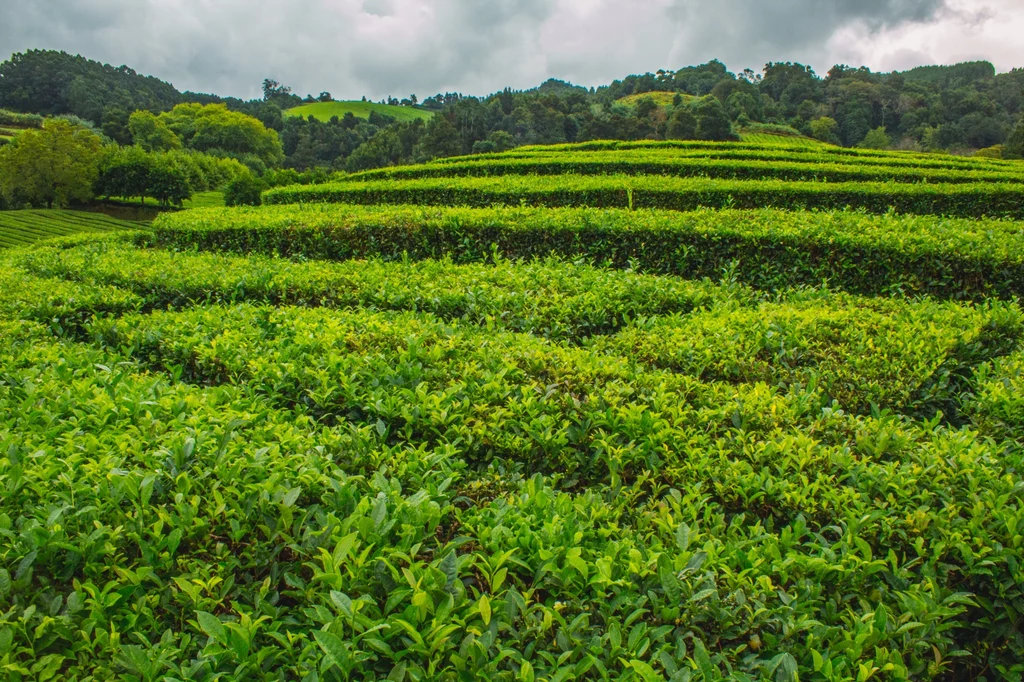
left=0, top=104, right=262, bottom=209
left=1, top=50, right=1023, bottom=180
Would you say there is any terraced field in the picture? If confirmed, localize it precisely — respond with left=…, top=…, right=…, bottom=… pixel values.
left=0, top=209, right=139, bottom=249
left=2, top=136, right=1024, bottom=680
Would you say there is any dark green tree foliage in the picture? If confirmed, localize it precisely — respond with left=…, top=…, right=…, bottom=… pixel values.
left=418, top=116, right=464, bottom=159
left=147, top=158, right=191, bottom=206
left=667, top=107, right=698, bottom=140
left=694, top=96, right=734, bottom=141
left=1004, top=115, right=1024, bottom=158
left=96, top=146, right=152, bottom=202
left=0, top=50, right=182, bottom=124
left=3, top=50, right=1024, bottom=173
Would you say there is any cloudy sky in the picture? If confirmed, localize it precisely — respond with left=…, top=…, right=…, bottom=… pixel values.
left=1, top=0, right=1021, bottom=100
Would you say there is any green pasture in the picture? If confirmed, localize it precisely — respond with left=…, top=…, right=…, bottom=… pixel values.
left=285, top=101, right=436, bottom=123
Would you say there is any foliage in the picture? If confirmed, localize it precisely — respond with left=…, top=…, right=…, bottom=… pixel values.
left=262, top=173, right=1024, bottom=220
left=159, top=103, right=284, bottom=168
left=0, top=120, right=105, bottom=208
left=858, top=127, right=891, bottom=150
left=153, top=204, right=1024, bottom=300
left=809, top=117, right=840, bottom=145
left=225, top=175, right=265, bottom=207
left=1005, top=115, right=1024, bottom=159
left=0, top=109, right=44, bottom=128
left=1, top=245, right=1023, bottom=677
left=128, top=110, right=182, bottom=152
left=96, top=146, right=247, bottom=207
left=0, top=49, right=183, bottom=124
left=694, top=96, right=734, bottom=141
left=343, top=148, right=1024, bottom=185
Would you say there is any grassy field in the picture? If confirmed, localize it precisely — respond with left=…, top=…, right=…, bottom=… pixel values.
left=3, top=136, right=1024, bottom=680
left=0, top=209, right=140, bottom=249
left=616, top=91, right=693, bottom=107
left=285, top=101, right=436, bottom=123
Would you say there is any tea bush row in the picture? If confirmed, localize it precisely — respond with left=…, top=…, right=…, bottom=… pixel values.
left=12, top=237, right=747, bottom=341
left=510, top=140, right=1022, bottom=168
left=262, top=175, right=1024, bottom=220
left=16, top=238, right=1022, bottom=419
left=348, top=154, right=1024, bottom=185
left=443, top=146, right=1022, bottom=174
left=153, top=205, right=1024, bottom=300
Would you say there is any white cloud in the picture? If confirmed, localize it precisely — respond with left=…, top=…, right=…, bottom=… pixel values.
left=0, top=0, right=1018, bottom=101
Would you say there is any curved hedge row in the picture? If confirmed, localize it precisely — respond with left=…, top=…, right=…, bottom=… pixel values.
left=512, top=139, right=1024, bottom=167
left=429, top=147, right=1024, bottom=174
left=13, top=238, right=740, bottom=341
left=262, top=175, right=1024, bottom=219
left=347, top=154, right=1024, bottom=185
left=153, top=205, right=1024, bottom=300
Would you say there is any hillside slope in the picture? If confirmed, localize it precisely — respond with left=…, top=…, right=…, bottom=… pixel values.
left=285, top=101, right=435, bottom=123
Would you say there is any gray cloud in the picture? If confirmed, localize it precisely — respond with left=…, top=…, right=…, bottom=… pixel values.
left=0, top=0, right=1017, bottom=102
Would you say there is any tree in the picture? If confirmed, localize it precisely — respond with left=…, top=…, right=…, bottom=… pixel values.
left=147, top=158, right=191, bottom=207
left=417, top=116, right=462, bottom=159
left=635, top=97, right=658, bottom=120
left=129, top=110, right=181, bottom=151
left=225, top=174, right=265, bottom=206
left=667, top=106, right=697, bottom=139
left=96, top=145, right=154, bottom=204
left=487, top=131, right=515, bottom=152
left=262, top=79, right=291, bottom=101
left=159, top=103, right=284, bottom=166
left=809, top=116, right=841, bottom=145
left=1001, top=115, right=1023, bottom=158
left=858, top=126, right=891, bottom=149
left=0, top=120, right=104, bottom=208
left=694, top=96, right=733, bottom=141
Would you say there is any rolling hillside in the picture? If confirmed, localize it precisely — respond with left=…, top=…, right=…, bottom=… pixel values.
left=285, top=101, right=436, bottom=123
left=0, top=210, right=139, bottom=249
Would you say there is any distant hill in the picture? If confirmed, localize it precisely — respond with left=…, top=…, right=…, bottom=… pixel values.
left=0, top=50, right=184, bottom=124
left=530, top=79, right=590, bottom=97
left=285, top=101, right=435, bottom=124
left=898, top=61, right=996, bottom=85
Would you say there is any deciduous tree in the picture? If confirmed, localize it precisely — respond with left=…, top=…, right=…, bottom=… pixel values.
left=0, top=119, right=104, bottom=208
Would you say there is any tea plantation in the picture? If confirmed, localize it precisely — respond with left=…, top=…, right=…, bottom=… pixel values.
left=2, top=138, right=1024, bottom=681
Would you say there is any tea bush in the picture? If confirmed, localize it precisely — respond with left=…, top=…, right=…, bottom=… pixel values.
left=154, top=205, right=1024, bottom=300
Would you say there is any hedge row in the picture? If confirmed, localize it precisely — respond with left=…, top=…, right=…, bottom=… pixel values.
left=512, top=139, right=1023, bottom=167
left=439, top=147, right=1023, bottom=174
left=262, top=175, right=1024, bottom=220
left=21, top=237, right=1021, bottom=418
left=350, top=154, right=1024, bottom=185
left=153, top=205, right=1024, bottom=300
left=590, top=296, right=1022, bottom=418
left=13, top=238, right=741, bottom=341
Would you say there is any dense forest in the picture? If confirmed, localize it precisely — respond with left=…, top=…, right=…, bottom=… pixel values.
left=1, top=49, right=1023, bottom=174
